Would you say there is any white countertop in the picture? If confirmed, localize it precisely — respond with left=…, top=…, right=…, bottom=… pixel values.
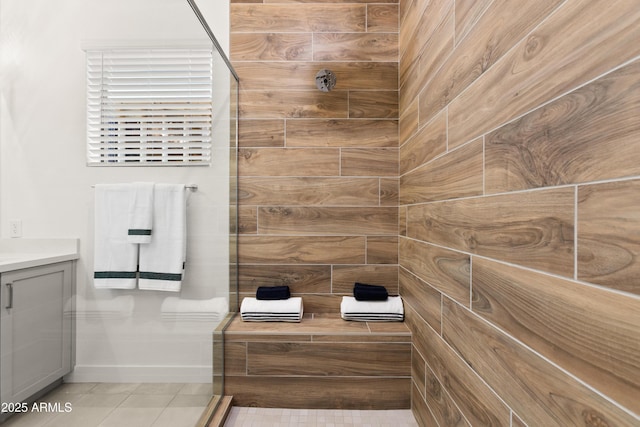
left=0, top=238, right=79, bottom=273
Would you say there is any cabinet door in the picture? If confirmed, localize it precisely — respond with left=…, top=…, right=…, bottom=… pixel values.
left=1, top=262, right=73, bottom=404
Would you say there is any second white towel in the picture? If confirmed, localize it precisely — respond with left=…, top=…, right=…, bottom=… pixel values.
left=138, top=184, right=187, bottom=292
left=240, top=297, right=303, bottom=322
left=340, top=296, right=404, bottom=321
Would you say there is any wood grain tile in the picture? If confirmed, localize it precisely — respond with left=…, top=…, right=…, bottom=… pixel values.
left=238, top=119, right=285, bottom=148
left=341, top=148, right=398, bottom=176
left=412, top=344, right=427, bottom=399
left=412, top=382, right=439, bottom=427
left=399, top=0, right=428, bottom=59
left=238, top=264, right=332, bottom=294
left=231, top=33, right=312, bottom=61
left=442, top=299, right=638, bottom=427
left=313, top=333, right=411, bottom=344
left=235, top=62, right=323, bottom=91
left=332, top=264, right=399, bottom=294
left=420, top=0, right=563, bottom=130
left=286, top=119, right=399, bottom=147
left=454, top=0, right=492, bottom=44
left=257, top=206, right=398, bottom=235
left=225, top=329, right=314, bottom=343
left=238, top=235, right=366, bottom=264
left=407, top=188, right=575, bottom=277
left=472, top=257, right=640, bottom=414
left=512, top=414, right=527, bottom=427
left=239, top=177, right=381, bottom=206
left=399, top=237, right=470, bottom=306
left=348, top=91, right=399, bottom=119
left=314, top=33, right=398, bottom=62
left=297, top=294, right=342, bottom=313
left=380, top=178, right=399, bottom=207
left=415, top=300, right=511, bottom=427
left=578, top=179, right=640, bottom=295
left=399, top=50, right=419, bottom=112
left=400, top=139, right=483, bottom=204
left=239, top=90, right=348, bottom=119
left=239, top=147, right=339, bottom=176
left=367, top=4, right=399, bottom=33
left=247, top=342, right=410, bottom=376
left=225, top=315, right=368, bottom=336
left=235, top=62, right=398, bottom=91
left=424, top=364, right=471, bottom=427
left=399, top=267, right=441, bottom=334
left=231, top=4, right=366, bottom=33
left=224, top=342, right=247, bottom=376
left=414, top=1, right=454, bottom=104
left=332, top=61, right=400, bottom=91
left=485, top=60, right=640, bottom=193
left=224, top=316, right=410, bottom=409
left=238, top=205, right=257, bottom=234
left=405, top=303, right=434, bottom=365
left=400, top=0, right=451, bottom=108
left=399, top=0, right=418, bottom=26
left=366, top=321, right=411, bottom=335
left=225, top=376, right=410, bottom=409
left=447, top=0, right=640, bottom=147
left=367, top=236, right=399, bottom=264
left=400, top=109, right=447, bottom=175
left=405, top=307, right=467, bottom=425
left=399, top=97, right=418, bottom=145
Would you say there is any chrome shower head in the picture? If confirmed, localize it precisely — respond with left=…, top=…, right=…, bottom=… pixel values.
left=315, top=69, right=336, bottom=92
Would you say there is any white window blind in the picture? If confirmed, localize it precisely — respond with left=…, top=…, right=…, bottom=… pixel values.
left=87, top=48, right=213, bottom=165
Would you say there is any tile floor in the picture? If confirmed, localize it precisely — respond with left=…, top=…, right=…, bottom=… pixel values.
left=0, top=383, right=210, bottom=427
left=1, top=383, right=420, bottom=427
left=223, top=407, right=419, bottom=427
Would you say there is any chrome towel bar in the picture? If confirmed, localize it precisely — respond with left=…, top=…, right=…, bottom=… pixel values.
left=91, top=184, right=198, bottom=191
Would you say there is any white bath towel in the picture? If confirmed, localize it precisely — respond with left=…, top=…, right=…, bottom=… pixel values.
left=128, top=182, right=154, bottom=244
left=93, top=184, right=138, bottom=289
left=240, top=297, right=304, bottom=322
left=138, top=184, right=187, bottom=292
left=340, top=296, right=404, bottom=322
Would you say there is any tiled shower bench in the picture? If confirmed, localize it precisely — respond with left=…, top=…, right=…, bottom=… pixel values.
left=223, top=314, right=411, bottom=409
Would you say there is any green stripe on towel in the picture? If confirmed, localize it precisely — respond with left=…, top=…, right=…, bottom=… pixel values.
left=94, top=271, right=137, bottom=279
left=128, top=229, right=152, bottom=236
left=139, top=271, right=182, bottom=281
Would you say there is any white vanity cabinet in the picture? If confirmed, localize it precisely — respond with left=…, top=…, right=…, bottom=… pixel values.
left=0, top=261, right=74, bottom=406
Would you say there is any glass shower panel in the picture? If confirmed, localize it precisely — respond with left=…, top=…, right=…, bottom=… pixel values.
left=75, top=0, right=238, bottom=411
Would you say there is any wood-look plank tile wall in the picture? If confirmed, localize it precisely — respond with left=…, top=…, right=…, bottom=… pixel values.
left=399, top=0, right=640, bottom=426
left=231, top=0, right=400, bottom=313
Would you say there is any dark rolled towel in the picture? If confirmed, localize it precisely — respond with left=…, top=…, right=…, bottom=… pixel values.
left=256, top=285, right=291, bottom=300
left=353, top=282, right=389, bottom=301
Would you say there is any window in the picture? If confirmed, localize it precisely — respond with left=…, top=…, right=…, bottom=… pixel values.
left=86, top=48, right=213, bottom=165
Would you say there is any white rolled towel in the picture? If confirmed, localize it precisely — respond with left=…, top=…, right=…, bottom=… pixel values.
left=240, top=297, right=303, bottom=322
left=340, top=296, right=404, bottom=321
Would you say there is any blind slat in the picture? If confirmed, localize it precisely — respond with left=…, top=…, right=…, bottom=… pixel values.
left=87, top=48, right=213, bottom=166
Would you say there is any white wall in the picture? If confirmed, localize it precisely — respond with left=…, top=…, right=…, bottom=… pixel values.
left=0, top=0, right=233, bottom=383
